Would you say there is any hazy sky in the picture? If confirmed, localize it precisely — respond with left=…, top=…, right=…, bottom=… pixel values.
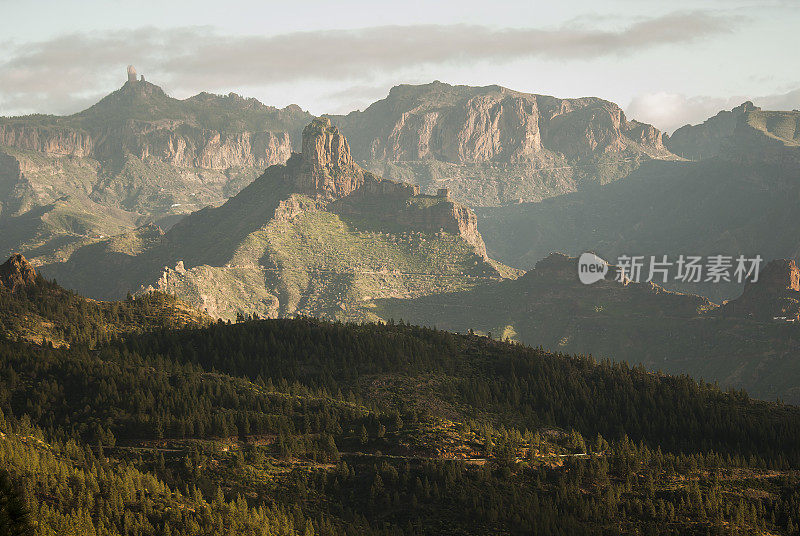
left=2, top=0, right=798, bottom=132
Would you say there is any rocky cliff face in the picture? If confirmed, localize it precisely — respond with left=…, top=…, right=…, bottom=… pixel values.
left=0, top=254, right=37, bottom=292
left=295, top=117, right=365, bottom=197
left=331, top=82, right=671, bottom=164
left=667, top=102, right=800, bottom=167
left=720, top=259, right=800, bottom=320
left=0, top=117, right=292, bottom=170
left=328, top=82, right=674, bottom=206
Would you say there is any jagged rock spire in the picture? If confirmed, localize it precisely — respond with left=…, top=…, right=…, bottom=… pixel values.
left=0, top=254, right=37, bottom=292
left=302, top=117, right=353, bottom=170
left=297, top=117, right=364, bottom=198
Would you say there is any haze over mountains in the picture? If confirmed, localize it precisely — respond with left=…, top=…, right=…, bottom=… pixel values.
left=478, top=100, right=800, bottom=300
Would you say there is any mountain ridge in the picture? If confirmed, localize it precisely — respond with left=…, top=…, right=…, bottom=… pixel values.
left=329, top=80, right=676, bottom=206
left=0, top=253, right=211, bottom=347
left=377, top=251, right=800, bottom=402
left=0, top=69, right=313, bottom=264
left=39, top=117, right=512, bottom=320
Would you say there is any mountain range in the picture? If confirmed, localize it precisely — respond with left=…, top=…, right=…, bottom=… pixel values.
left=2, top=69, right=800, bottom=400
left=478, top=100, right=800, bottom=301
left=0, top=71, right=312, bottom=264
left=35, top=117, right=514, bottom=320
left=0, top=71, right=679, bottom=267
left=3, top=68, right=800, bottom=535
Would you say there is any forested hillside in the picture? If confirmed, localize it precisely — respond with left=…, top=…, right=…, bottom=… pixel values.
left=0, top=254, right=210, bottom=347
left=3, top=306, right=800, bottom=534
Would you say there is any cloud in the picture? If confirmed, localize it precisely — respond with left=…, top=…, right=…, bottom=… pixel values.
left=627, top=88, right=800, bottom=133
left=0, top=11, right=732, bottom=116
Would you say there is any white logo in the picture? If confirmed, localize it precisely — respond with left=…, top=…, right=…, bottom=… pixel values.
left=578, top=252, right=608, bottom=285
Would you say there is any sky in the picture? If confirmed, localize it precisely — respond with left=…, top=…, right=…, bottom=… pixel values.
left=1, top=0, right=798, bottom=133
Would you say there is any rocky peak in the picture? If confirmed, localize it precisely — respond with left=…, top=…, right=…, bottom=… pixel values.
left=0, top=254, right=37, bottom=292
left=666, top=101, right=768, bottom=161
left=301, top=117, right=354, bottom=171
left=294, top=117, right=365, bottom=198
left=734, top=101, right=759, bottom=114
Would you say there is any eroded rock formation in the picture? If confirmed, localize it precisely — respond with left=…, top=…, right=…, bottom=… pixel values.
left=290, top=118, right=488, bottom=256
left=332, top=82, right=672, bottom=164
left=0, top=254, right=37, bottom=292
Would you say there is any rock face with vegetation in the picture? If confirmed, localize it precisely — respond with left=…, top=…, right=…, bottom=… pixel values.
left=0, top=253, right=210, bottom=347
left=330, top=81, right=675, bottom=206
left=0, top=68, right=312, bottom=263
left=40, top=119, right=512, bottom=320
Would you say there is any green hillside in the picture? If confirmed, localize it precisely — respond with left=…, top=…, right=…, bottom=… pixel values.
left=3, top=312, right=800, bottom=534
left=0, top=254, right=211, bottom=347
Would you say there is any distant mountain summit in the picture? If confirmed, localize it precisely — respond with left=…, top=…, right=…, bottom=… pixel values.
left=41, top=118, right=513, bottom=320
left=0, top=67, right=312, bottom=263
left=668, top=101, right=800, bottom=165
left=330, top=81, right=675, bottom=206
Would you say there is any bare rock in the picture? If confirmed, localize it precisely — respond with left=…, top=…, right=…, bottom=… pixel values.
left=0, top=254, right=37, bottom=292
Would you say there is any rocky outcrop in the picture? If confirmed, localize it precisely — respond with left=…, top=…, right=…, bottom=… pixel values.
left=331, top=82, right=672, bottom=164
left=0, top=254, right=37, bottom=292
left=295, top=117, right=365, bottom=197
left=667, top=102, right=757, bottom=160
left=720, top=259, right=800, bottom=320
left=287, top=118, right=488, bottom=256
left=400, top=199, right=486, bottom=258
